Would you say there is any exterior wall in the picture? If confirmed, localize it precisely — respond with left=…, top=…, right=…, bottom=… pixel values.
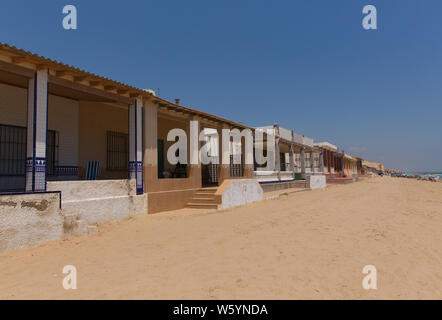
left=147, top=188, right=197, bottom=214
left=0, top=83, right=79, bottom=166
left=78, top=101, right=128, bottom=179
left=0, top=192, right=62, bottom=252
left=306, top=175, right=326, bottom=189
left=47, top=180, right=146, bottom=224
left=157, top=114, right=188, bottom=175
left=216, top=179, right=263, bottom=210
left=260, top=180, right=306, bottom=192
left=49, top=95, right=79, bottom=166
left=253, top=170, right=294, bottom=182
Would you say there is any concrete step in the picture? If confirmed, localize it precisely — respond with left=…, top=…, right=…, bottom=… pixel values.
left=197, top=188, right=217, bottom=193
left=186, top=203, right=219, bottom=209
left=193, top=192, right=217, bottom=198
left=190, top=197, right=218, bottom=203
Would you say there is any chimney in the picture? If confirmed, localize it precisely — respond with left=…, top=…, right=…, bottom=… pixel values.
left=175, top=98, right=180, bottom=105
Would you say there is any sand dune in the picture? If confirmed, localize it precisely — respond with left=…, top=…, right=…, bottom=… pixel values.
left=1, top=177, right=441, bottom=299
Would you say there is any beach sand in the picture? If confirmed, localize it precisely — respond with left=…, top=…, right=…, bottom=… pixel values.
left=1, top=177, right=441, bottom=299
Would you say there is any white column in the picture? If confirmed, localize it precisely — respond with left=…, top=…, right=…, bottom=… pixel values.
left=129, top=98, right=143, bottom=194
left=319, top=149, right=325, bottom=173
left=290, top=130, right=295, bottom=179
left=310, top=151, right=315, bottom=173
left=26, top=70, right=48, bottom=192
left=300, top=147, right=306, bottom=179
left=274, top=124, right=281, bottom=181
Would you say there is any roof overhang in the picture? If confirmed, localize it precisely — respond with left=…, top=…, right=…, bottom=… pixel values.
left=314, top=142, right=338, bottom=151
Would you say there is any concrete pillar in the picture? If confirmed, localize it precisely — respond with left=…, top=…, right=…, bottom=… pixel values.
left=274, top=124, right=281, bottom=181
left=319, top=149, right=325, bottom=174
left=300, top=147, right=306, bottom=179
left=129, top=98, right=143, bottom=195
left=290, top=130, right=295, bottom=179
left=26, top=70, right=48, bottom=192
left=190, top=116, right=202, bottom=188
left=341, top=150, right=345, bottom=176
left=219, top=123, right=230, bottom=183
left=310, top=151, right=315, bottom=173
left=143, top=100, right=158, bottom=192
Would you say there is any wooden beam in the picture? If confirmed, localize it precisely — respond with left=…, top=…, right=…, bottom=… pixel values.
left=129, top=92, right=140, bottom=98
left=117, top=89, right=129, bottom=94
left=89, top=80, right=101, bottom=87
left=0, top=60, right=34, bottom=78
left=56, top=70, right=70, bottom=77
left=36, top=64, right=48, bottom=71
left=104, top=85, right=116, bottom=91
left=74, top=75, right=88, bottom=82
left=48, top=75, right=132, bottom=105
left=11, top=56, right=27, bottom=64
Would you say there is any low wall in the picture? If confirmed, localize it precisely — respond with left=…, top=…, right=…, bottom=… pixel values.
left=306, top=175, right=327, bottom=189
left=0, top=192, right=62, bottom=252
left=261, top=180, right=306, bottom=193
left=253, top=171, right=295, bottom=183
left=147, top=189, right=197, bottom=214
left=217, top=179, right=263, bottom=210
left=47, top=179, right=146, bottom=224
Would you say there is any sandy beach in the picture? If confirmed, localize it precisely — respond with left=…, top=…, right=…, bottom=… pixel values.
left=1, top=177, right=441, bottom=299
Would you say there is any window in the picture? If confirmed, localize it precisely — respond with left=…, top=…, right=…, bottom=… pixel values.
left=106, top=131, right=128, bottom=171
left=0, top=124, right=58, bottom=176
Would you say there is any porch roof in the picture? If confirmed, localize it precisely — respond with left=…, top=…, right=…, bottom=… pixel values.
left=0, top=43, right=250, bottom=130
left=314, top=142, right=338, bottom=152
left=256, top=125, right=315, bottom=150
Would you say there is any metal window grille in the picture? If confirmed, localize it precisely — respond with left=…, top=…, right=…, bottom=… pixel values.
left=230, top=155, right=243, bottom=177
left=0, top=124, right=58, bottom=176
left=106, top=131, right=128, bottom=171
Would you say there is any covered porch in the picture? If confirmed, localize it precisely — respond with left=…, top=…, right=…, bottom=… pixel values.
left=0, top=45, right=147, bottom=224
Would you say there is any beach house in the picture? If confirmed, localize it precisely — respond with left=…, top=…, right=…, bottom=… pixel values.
left=253, top=124, right=326, bottom=191
left=0, top=43, right=264, bottom=251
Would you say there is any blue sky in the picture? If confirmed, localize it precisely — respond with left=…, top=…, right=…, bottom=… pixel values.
left=1, top=0, right=441, bottom=171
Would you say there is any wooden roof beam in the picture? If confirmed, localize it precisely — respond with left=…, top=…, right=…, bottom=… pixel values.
left=74, top=75, right=89, bottom=82
left=117, top=88, right=129, bottom=95
left=11, top=56, right=27, bottom=64
left=104, top=85, right=116, bottom=91
left=89, top=80, right=101, bottom=87
left=56, top=70, right=70, bottom=77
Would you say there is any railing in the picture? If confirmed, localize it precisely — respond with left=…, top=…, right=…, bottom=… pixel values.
left=53, top=166, right=79, bottom=177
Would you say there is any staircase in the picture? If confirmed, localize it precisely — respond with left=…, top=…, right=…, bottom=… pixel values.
left=186, top=187, right=221, bottom=209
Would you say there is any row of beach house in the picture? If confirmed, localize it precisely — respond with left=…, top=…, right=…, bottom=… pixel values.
left=0, top=43, right=384, bottom=252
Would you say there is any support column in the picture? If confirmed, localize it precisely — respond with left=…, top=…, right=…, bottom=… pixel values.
left=26, top=70, right=48, bottom=192
left=274, top=124, right=281, bottom=182
left=289, top=131, right=295, bottom=179
left=318, top=149, right=324, bottom=174
left=190, top=116, right=202, bottom=188
left=300, top=147, right=306, bottom=179
left=143, top=100, right=158, bottom=193
left=129, top=98, right=143, bottom=195
left=219, top=123, right=230, bottom=183
left=310, top=151, right=315, bottom=173
left=341, top=150, right=345, bottom=176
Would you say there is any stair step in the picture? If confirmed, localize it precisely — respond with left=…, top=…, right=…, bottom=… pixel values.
left=191, top=197, right=218, bottom=203
left=186, top=203, right=219, bottom=209
left=197, top=188, right=217, bottom=193
left=193, top=192, right=216, bottom=197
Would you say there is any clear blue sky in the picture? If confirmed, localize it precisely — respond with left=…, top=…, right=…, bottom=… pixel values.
left=1, top=0, right=441, bottom=171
